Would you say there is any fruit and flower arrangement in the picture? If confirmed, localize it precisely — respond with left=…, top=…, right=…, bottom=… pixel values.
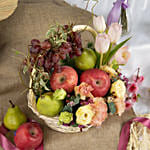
left=21, top=9, right=144, bottom=132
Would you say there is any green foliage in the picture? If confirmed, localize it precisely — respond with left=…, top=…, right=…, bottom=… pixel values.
left=111, top=59, right=119, bottom=70
left=23, top=65, right=28, bottom=74
left=46, top=24, right=73, bottom=48
left=62, top=105, right=73, bottom=113
left=95, top=51, right=100, bottom=68
left=106, top=37, right=131, bottom=64
left=62, top=95, right=80, bottom=113
left=61, top=55, right=75, bottom=68
left=108, top=102, right=116, bottom=114
left=71, top=95, right=80, bottom=105
left=71, top=123, right=78, bottom=127
left=32, top=67, right=50, bottom=96
left=87, top=42, right=94, bottom=49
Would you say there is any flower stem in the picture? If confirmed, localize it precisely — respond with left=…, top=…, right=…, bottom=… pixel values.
left=136, top=67, right=140, bottom=82
left=100, top=53, right=103, bottom=68
left=104, top=43, right=112, bottom=65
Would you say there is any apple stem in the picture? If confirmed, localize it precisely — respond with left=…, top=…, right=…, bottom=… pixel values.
left=9, top=100, right=15, bottom=108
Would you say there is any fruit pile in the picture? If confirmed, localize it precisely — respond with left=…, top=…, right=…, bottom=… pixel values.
left=23, top=17, right=143, bottom=130
left=0, top=101, right=43, bottom=150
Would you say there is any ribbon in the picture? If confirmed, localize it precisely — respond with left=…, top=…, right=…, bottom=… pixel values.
left=107, top=0, right=129, bottom=26
left=0, top=124, right=44, bottom=150
left=118, top=117, right=150, bottom=150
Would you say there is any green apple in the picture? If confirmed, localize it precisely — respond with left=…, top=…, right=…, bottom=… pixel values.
left=37, top=92, right=64, bottom=117
left=75, top=48, right=97, bottom=70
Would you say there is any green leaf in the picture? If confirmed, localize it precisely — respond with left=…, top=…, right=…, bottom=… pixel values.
left=62, top=105, right=73, bottom=113
left=71, top=123, right=78, bottom=127
left=108, top=102, right=116, bottom=114
left=39, top=78, right=50, bottom=91
left=105, top=37, right=131, bottom=64
left=111, top=59, right=119, bottom=70
left=87, top=42, right=94, bottom=49
left=23, top=65, right=28, bottom=74
left=95, top=51, right=100, bottom=68
left=73, top=95, right=80, bottom=105
left=137, top=94, right=141, bottom=98
left=61, top=55, right=75, bottom=68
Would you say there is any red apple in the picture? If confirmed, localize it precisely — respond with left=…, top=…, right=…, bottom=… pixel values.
left=80, top=69, right=110, bottom=97
left=14, top=122, right=43, bottom=150
left=50, top=66, right=78, bottom=93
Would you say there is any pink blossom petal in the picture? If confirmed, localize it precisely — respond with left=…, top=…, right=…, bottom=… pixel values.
left=132, top=75, right=144, bottom=84
left=131, top=93, right=137, bottom=103
left=128, top=83, right=138, bottom=94
left=125, top=101, right=133, bottom=110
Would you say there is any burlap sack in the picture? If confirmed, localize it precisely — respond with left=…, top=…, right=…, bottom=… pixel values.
left=0, top=0, right=135, bottom=149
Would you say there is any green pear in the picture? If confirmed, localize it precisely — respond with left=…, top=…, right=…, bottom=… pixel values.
left=75, top=48, right=97, bottom=70
left=4, top=101, right=27, bottom=130
left=37, top=92, right=64, bottom=117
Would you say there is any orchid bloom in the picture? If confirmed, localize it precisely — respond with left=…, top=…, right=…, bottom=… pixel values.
left=108, top=23, right=122, bottom=43
left=110, top=46, right=130, bottom=65
left=93, top=16, right=106, bottom=33
left=95, top=33, right=110, bottom=53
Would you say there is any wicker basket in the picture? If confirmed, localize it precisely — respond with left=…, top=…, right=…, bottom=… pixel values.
left=27, top=25, right=97, bottom=133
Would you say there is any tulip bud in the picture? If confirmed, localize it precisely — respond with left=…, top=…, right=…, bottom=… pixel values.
left=108, top=23, right=122, bottom=43
left=93, top=16, right=106, bottom=33
left=95, top=33, right=110, bottom=53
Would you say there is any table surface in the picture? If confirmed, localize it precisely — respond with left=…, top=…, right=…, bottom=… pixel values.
left=0, top=0, right=135, bottom=150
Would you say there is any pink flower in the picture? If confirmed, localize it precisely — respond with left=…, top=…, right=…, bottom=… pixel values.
left=110, top=46, right=130, bottom=65
left=132, top=75, right=144, bottom=85
left=90, top=98, right=108, bottom=127
left=108, top=23, right=122, bottom=43
left=125, top=101, right=133, bottom=110
left=93, top=16, right=106, bottom=33
left=95, top=33, right=110, bottom=53
left=131, top=93, right=137, bottom=103
left=128, top=83, right=138, bottom=94
left=74, top=82, right=94, bottom=100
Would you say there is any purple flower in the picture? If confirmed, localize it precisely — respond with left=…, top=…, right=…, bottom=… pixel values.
left=107, top=0, right=129, bottom=26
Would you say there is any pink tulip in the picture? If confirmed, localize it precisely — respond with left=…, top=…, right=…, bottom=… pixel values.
left=110, top=46, right=130, bottom=64
left=95, top=33, right=110, bottom=53
left=93, top=16, right=106, bottom=33
left=108, top=23, right=122, bottom=43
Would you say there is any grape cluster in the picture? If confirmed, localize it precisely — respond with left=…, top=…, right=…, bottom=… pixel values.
left=25, top=25, right=82, bottom=73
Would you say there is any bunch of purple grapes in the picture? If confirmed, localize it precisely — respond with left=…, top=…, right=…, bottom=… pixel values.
left=24, top=26, right=82, bottom=73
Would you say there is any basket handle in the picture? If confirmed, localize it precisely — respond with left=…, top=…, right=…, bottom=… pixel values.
left=72, top=25, right=97, bottom=39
